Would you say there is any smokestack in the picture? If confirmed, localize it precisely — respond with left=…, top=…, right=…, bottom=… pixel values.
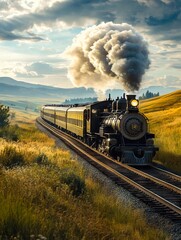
left=108, top=93, right=111, bottom=100
left=65, top=22, right=150, bottom=93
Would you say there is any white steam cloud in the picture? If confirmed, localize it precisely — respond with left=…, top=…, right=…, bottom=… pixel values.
left=66, top=22, right=150, bottom=92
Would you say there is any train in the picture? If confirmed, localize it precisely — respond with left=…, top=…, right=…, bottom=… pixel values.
left=40, top=94, right=158, bottom=165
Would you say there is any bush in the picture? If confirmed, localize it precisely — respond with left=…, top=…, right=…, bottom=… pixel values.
left=0, top=125, right=20, bottom=142
left=0, top=146, right=25, bottom=168
left=61, top=171, right=86, bottom=197
left=35, top=153, right=50, bottom=165
left=0, top=105, right=10, bottom=128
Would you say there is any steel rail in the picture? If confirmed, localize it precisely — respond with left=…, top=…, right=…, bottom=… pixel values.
left=36, top=118, right=181, bottom=216
left=112, top=161, right=181, bottom=195
left=79, top=142, right=181, bottom=194
left=152, top=165, right=181, bottom=180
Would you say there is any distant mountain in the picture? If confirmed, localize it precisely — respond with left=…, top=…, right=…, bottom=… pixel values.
left=0, top=77, right=61, bottom=89
left=0, top=77, right=179, bottom=102
left=0, top=77, right=96, bottom=102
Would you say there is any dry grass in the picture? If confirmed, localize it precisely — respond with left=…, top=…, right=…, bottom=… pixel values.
left=10, top=109, right=39, bottom=126
left=0, top=165, right=168, bottom=240
left=0, top=110, right=169, bottom=239
left=140, top=90, right=181, bottom=173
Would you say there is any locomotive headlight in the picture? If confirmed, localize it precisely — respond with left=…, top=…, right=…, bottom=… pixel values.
left=130, top=99, right=139, bottom=107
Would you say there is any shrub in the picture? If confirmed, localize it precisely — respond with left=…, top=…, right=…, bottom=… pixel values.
left=0, top=146, right=25, bottom=168
left=0, top=105, right=10, bottom=128
left=0, top=125, right=20, bottom=142
left=35, top=153, right=50, bottom=165
left=61, top=171, right=86, bottom=197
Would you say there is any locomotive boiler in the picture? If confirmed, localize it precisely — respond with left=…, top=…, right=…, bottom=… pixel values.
left=41, top=94, right=158, bottom=165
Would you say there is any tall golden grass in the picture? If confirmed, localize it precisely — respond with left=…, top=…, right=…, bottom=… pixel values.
left=140, top=90, right=181, bottom=173
left=0, top=112, right=168, bottom=239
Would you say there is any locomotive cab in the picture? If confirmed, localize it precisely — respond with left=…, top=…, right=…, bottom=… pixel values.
left=85, top=99, right=112, bottom=146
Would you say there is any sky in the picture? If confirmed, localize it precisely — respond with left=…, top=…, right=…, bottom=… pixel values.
left=0, top=0, right=180, bottom=91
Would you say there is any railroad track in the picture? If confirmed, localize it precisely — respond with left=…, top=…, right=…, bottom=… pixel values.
left=36, top=117, right=181, bottom=223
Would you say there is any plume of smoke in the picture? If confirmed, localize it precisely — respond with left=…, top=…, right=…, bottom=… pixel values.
left=65, top=22, right=150, bottom=93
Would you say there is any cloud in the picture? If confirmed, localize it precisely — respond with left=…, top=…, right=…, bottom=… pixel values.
left=0, top=0, right=180, bottom=93
left=140, top=74, right=181, bottom=88
left=0, top=1, right=9, bottom=10
left=0, top=0, right=114, bottom=41
left=156, top=75, right=181, bottom=87
left=137, top=0, right=174, bottom=6
left=145, top=11, right=180, bottom=26
left=0, top=0, right=56, bottom=15
left=135, top=0, right=181, bottom=41
left=0, top=30, right=44, bottom=41
left=12, top=64, right=39, bottom=78
left=0, top=0, right=180, bottom=43
left=12, top=62, right=67, bottom=78
left=26, top=62, right=66, bottom=75
left=169, top=63, right=181, bottom=69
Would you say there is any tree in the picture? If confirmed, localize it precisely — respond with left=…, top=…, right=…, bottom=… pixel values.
left=63, top=97, right=98, bottom=104
left=0, top=105, right=10, bottom=127
left=139, top=91, right=159, bottom=100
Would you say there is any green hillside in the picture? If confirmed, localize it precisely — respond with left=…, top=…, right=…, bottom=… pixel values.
left=140, top=90, right=181, bottom=173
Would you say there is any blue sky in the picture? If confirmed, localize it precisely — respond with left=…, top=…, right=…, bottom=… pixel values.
left=0, top=0, right=180, bottom=91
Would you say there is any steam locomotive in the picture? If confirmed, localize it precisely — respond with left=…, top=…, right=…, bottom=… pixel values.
left=41, top=94, right=158, bottom=165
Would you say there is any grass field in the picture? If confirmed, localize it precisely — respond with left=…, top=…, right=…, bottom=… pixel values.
left=140, top=90, right=181, bottom=173
left=0, top=108, right=169, bottom=239
left=10, top=109, right=39, bottom=125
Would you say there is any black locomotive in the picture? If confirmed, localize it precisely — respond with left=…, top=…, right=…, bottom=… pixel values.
left=41, top=94, right=158, bottom=165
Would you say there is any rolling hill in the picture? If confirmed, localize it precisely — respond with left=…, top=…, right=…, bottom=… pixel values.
left=0, top=77, right=96, bottom=101
left=140, top=90, right=181, bottom=173
left=0, top=77, right=179, bottom=101
left=0, top=77, right=96, bottom=111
